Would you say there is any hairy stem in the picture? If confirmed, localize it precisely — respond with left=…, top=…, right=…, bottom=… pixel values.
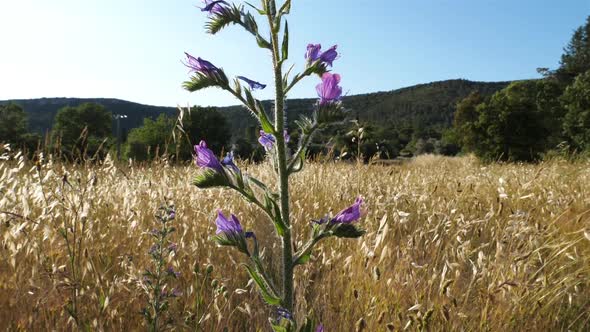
left=267, top=7, right=294, bottom=312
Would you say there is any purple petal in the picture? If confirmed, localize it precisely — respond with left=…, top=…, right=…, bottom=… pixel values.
left=237, top=76, right=266, bottom=90
left=194, top=140, right=223, bottom=172
left=316, top=73, right=343, bottom=105
left=305, top=44, right=322, bottom=62
left=201, top=0, right=229, bottom=15
left=184, top=53, right=219, bottom=74
left=331, top=197, right=364, bottom=224
left=258, top=130, right=276, bottom=150
left=316, top=324, right=324, bottom=332
left=319, top=45, right=338, bottom=67
left=221, top=151, right=239, bottom=172
left=215, top=210, right=243, bottom=234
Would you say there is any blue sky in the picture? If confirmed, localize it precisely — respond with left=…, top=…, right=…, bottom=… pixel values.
left=0, top=0, right=587, bottom=107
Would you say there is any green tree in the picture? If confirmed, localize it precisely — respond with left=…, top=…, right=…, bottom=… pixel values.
left=52, top=103, right=112, bottom=160
left=562, top=70, right=590, bottom=151
left=125, top=114, right=175, bottom=161
left=177, top=106, right=230, bottom=160
left=453, top=91, right=485, bottom=152
left=0, top=103, right=28, bottom=144
left=535, top=79, right=567, bottom=148
left=0, top=103, right=41, bottom=154
left=457, top=81, right=560, bottom=162
left=557, top=16, right=590, bottom=83
left=125, top=107, right=230, bottom=162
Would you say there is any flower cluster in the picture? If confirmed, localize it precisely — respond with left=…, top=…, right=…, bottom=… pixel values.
left=305, top=43, right=344, bottom=115
left=305, top=44, right=338, bottom=67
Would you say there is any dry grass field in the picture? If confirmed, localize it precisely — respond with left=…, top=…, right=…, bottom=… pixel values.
left=1, top=151, right=589, bottom=331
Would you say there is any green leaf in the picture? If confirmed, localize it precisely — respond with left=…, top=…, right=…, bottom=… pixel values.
left=298, top=316, right=315, bottom=332
left=288, top=151, right=304, bottom=174
left=243, top=88, right=256, bottom=110
left=242, top=11, right=259, bottom=35
left=270, top=323, right=289, bottom=332
left=265, top=193, right=287, bottom=237
left=243, top=264, right=282, bottom=305
left=295, top=116, right=314, bottom=134
left=244, top=1, right=266, bottom=15
left=293, top=251, right=311, bottom=266
left=193, top=168, right=229, bottom=189
left=256, top=33, right=273, bottom=49
left=279, top=0, right=291, bottom=15
left=331, top=223, right=366, bottom=238
left=281, top=21, right=289, bottom=62
left=248, top=175, right=270, bottom=192
left=282, top=64, right=295, bottom=90
left=211, top=231, right=248, bottom=254
left=256, top=100, right=275, bottom=133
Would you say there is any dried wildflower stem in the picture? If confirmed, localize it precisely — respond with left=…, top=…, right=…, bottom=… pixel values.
left=267, top=6, right=294, bottom=312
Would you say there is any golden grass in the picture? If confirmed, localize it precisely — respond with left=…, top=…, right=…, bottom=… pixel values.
left=1, top=153, right=589, bottom=331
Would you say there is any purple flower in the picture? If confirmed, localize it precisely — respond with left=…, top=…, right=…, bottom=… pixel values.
left=305, top=44, right=322, bottom=62
left=331, top=197, right=364, bottom=224
left=237, top=76, right=266, bottom=90
left=316, top=324, right=324, bottom=332
left=305, top=44, right=339, bottom=67
left=148, top=244, right=158, bottom=255
left=277, top=307, right=293, bottom=320
left=170, top=288, right=182, bottom=297
left=258, top=130, right=276, bottom=150
left=184, top=53, right=219, bottom=75
left=168, top=211, right=176, bottom=220
left=200, top=0, right=229, bottom=15
left=319, top=45, right=338, bottom=67
left=215, top=210, right=243, bottom=235
left=167, top=266, right=181, bottom=278
left=168, top=243, right=178, bottom=253
left=221, top=151, right=239, bottom=172
left=316, top=73, right=343, bottom=105
left=194, top=140, right=223, bottom=172
left=258, top=130, right=290, bottom=150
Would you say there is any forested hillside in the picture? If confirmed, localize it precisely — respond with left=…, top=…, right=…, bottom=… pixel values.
left=1, top=79, right=509, bottom=141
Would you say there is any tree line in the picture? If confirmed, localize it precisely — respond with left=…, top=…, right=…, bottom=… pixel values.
left=452, top=16, right=590, bottom=162
left=0, top=103, right=236, bottom=162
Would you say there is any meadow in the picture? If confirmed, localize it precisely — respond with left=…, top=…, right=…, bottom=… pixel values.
left=0, top=151, right=589, bottom=331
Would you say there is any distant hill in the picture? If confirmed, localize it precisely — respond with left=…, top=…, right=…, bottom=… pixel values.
left=0, top=98, right=178, bottom=136
left=1, top=79, right=511, bottom=139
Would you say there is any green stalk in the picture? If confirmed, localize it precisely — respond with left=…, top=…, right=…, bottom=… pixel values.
left=267, top=4, right=294, bottom=312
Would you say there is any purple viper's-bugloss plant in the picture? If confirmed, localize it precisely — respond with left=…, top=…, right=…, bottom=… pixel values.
left=183, top=1, right=366, bottom=330
left=141, top=204, right=180, bottom=331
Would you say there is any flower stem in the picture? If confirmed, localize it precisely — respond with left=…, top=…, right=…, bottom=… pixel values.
left=267, top=7, right=294, bottom=313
